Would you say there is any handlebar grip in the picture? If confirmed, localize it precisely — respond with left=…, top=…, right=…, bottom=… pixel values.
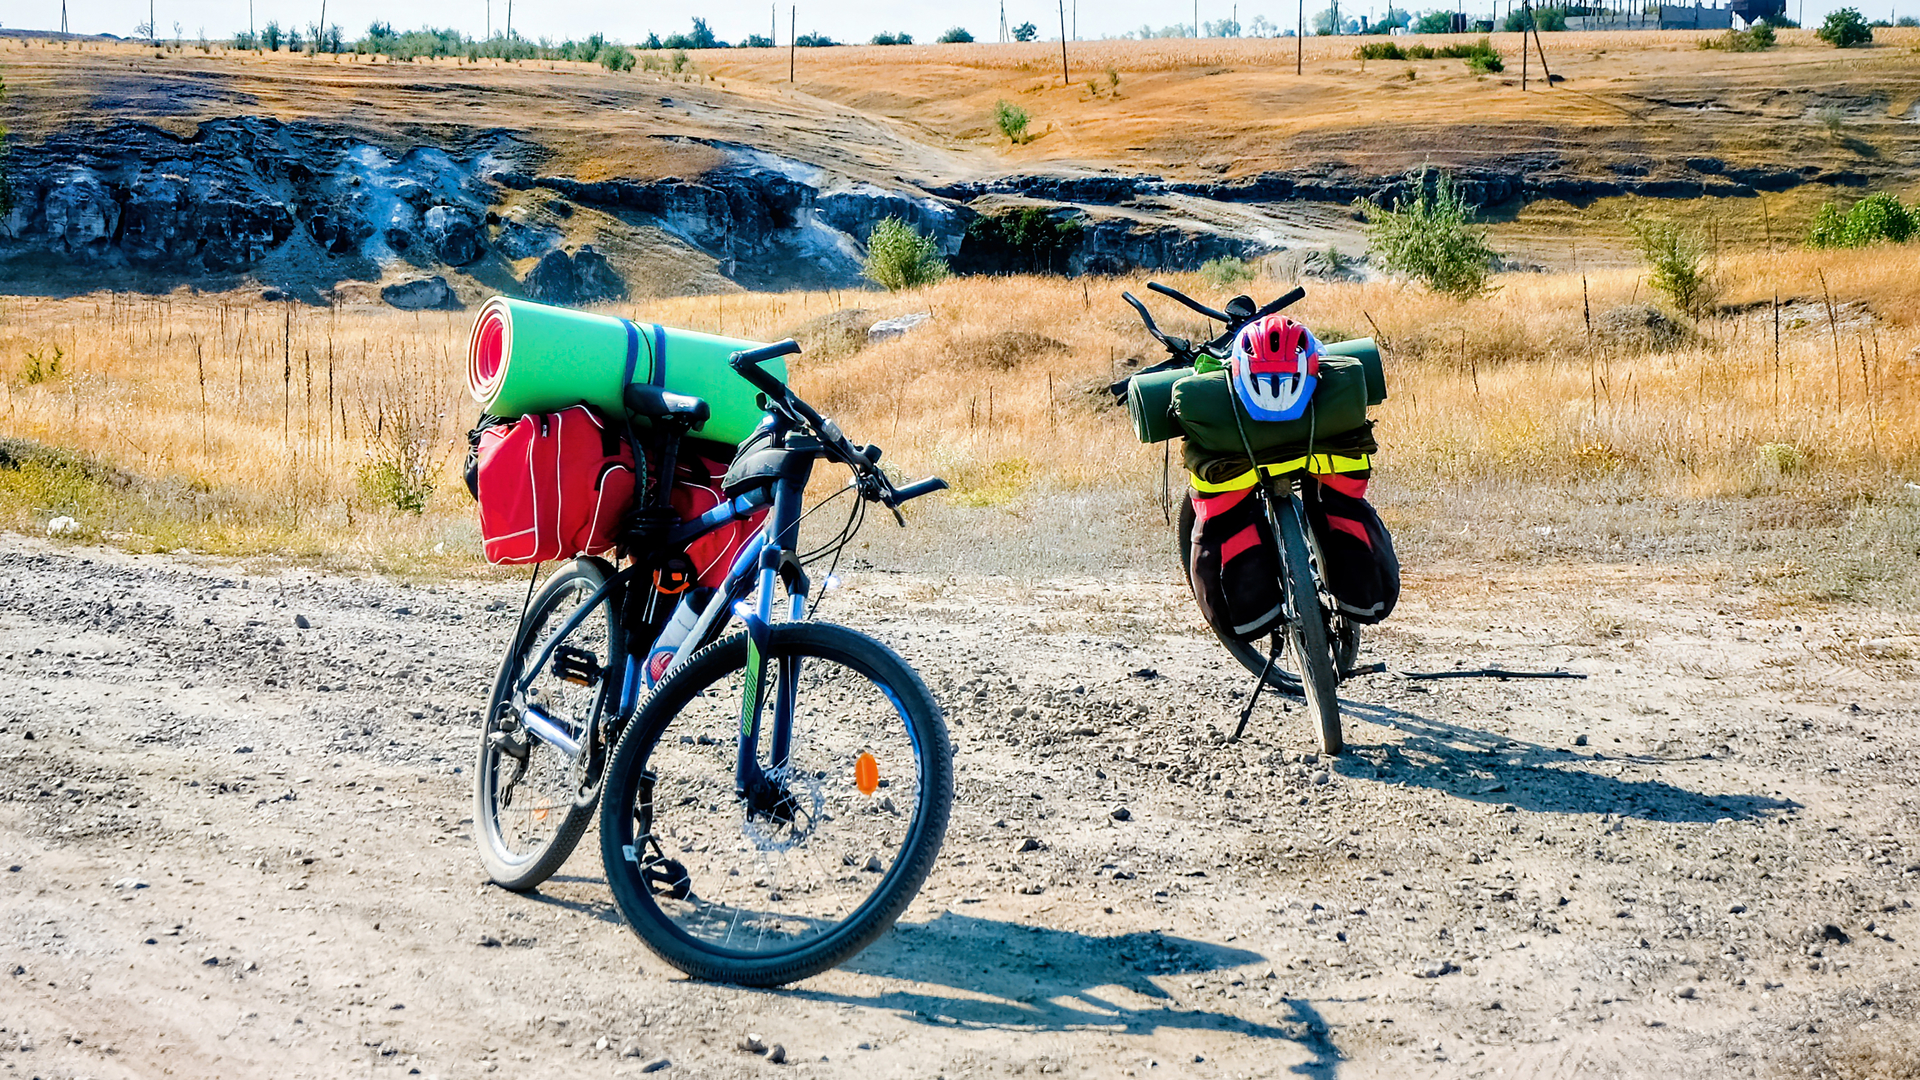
left=1254, top=286, right=1307, bottom=319
left=1147, top=281, right=1231, bottom=323
left=729, top=339, right=803, bottom=373
left=888, top=476, right=949, bottom=506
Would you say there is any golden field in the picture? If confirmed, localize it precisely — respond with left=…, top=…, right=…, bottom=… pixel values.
left=2, top=244, right=1916, bottom=598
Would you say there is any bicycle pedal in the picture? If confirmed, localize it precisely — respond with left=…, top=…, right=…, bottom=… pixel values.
left=551, top=645, right=602, bottom=686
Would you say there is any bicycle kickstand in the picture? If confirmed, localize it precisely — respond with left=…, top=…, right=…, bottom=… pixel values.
left=1231, top=643, right=1282, bottom=741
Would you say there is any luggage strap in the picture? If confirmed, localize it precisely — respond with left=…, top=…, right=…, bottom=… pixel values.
left=1188, top=452, right=1373, bottom=493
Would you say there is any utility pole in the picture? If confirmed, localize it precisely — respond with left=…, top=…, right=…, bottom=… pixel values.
left=1074, top=0, right=1078, bottom=38
left=771, top=4, right=776, bottom=45
left=506, top=0, right=512, bottom=40
left=1000, top=0, right=1010, bottom=41
left=1058, top=0, right=1069, bottom=82
left=486, top=0, right=491, bottom=41
left=61, top=0, right=69, bottom=33
left=789, top=6, right=796, bottom=80
left=1195, top=0, right=1201, bottom=34
left=318, top=0, right=327, bottom=50
left=150, top=0, right=155, bottom=42
left=1297, top=0, right=1304, bottom=69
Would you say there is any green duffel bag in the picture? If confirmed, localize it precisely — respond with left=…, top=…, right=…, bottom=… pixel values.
left=1172, top=353, right=1371, bottom=456
left=1126, top=365, right=1191, bottom=443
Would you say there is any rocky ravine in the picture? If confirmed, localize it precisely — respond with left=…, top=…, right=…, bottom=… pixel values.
left=2, top=534, right=1918, bottom=1078
left=0, top=109, right=1876, bottom=307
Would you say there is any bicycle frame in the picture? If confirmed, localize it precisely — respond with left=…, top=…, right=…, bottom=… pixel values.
left=508, top=409, right=824, bottom=802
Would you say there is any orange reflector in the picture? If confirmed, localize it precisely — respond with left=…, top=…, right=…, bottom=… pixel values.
left=855, top=752, right=880, bottom=796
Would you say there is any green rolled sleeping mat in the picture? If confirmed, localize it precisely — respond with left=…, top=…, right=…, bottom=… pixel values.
left=1172, top=353, right=1370, bottom=455
left=467, top=296, right=784, bottom=446
left=1124, top=338, right=1384, bottom=446
left=1126, top=366, right=1190, bottom=443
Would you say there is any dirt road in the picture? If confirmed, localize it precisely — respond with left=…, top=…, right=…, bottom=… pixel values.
left=2, top=534, right=1916, bottom=1079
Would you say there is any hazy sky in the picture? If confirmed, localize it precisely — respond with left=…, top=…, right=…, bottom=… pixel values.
left=0, top=0, right=1886, bottom=42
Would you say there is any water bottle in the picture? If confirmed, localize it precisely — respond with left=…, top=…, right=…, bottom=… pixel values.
left=645, top=589, right=710, bottom=688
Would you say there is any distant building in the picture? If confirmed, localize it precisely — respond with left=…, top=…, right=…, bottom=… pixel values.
left=1563, top=2, right=1734, bottom=30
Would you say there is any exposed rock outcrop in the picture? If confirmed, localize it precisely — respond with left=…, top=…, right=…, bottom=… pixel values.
left=381, top=275, right=463, bottom=311
left=522, top=246, right=627, bottom=305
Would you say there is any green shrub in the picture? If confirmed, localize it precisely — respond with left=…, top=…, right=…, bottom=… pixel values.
left=1818, top=6, right=1873, bottom=46
left=938, top=26, right=975, bottom=43
left=1503, top=5, right=1567, bottom=31
left=863, top=217, right=949, bottom=291
left=1631, top=217, right=1716, bottom=318
left=1806, top=193, right=1918, bottom=248
left=1358, top=168, right=1499, bottom=300
left=1199, top=257, right=1256, bottom=289
left=1702, top=21, right=1775, bottom=49
left=20, top=346, right=63, bottom=386
left=871, top=31, right=913, bottom=45
left=599, top=45, right=635, bottom=71
left=1446, top=36, right=1504, bottom=71
left=1415, top=10, right=1455, bottom=32
left=954, top=208, right=1085, bottom=274
left=994, top=99, right=1031, bottom=142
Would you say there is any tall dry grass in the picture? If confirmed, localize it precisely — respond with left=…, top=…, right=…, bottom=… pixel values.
left=1, top=245, right=1916, bottom=591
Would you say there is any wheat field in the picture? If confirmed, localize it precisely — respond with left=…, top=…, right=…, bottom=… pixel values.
left=2, top=245, right=1916, bottom=588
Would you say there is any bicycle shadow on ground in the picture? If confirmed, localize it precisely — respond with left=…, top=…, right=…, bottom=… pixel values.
left=778, top=911, right=1335, bottom=1057
left=1328, top=696, right=1799, bottom=823
left=516, top=874, right=626, bottom=925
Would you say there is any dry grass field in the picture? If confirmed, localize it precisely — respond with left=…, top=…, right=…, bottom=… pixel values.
left=3, top=244, right=1916, bottom=602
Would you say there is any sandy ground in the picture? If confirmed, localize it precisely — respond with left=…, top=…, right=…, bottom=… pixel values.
left=2, top=532, right=1918, bottom=1079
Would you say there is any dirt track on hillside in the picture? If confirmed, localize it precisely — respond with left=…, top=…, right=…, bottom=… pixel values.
left=3, top=534, right=1918, bottom=1079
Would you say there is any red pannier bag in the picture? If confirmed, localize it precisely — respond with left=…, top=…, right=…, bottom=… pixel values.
left=472, top=405, right=637, bottom=565
left=667, top=441, right=768, bottom=588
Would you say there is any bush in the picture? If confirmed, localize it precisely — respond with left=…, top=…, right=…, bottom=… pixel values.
left=938, top=26, right=975, bottom=43
left=739, top=34, right=773, bottom=47
left=1817, top=7, right=1873, bottom=46
left=871, top=31, right=913, bottom=45
left=1415, top=10, right=1455, bottom=32
left=1503, top=6, right=1566, bottom=31
left=599, top=45, right=635, bottom=71
left=954, top=208, right=1084, bottom=274
left=994, top=99, right=1031, bottom=142
left=863, top=218, right=949, bottom=291
left=1358, top=168, right=1499, bottom=300
left=1763, top=13, right=1799, bottom=26
left=1806, top=193, right=1918, bottom=248
left=1631, top=217, right=1716, bottom=318
left=795, top=32, right=837, bottom=46
left=1013, top=21, right=1039, bottom=41
left=1702, top=21, right=1775, bottom=49
left=1200, top=258, right=1256, bottom=289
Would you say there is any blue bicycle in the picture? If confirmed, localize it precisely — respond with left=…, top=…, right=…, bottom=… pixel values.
left=473, top=339, right=952, bottom=986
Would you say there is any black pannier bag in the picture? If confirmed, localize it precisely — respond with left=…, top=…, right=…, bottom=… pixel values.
left=1188, top=486, right=1286, bottom=641
left=1302, top=474, right=1399, bottom=625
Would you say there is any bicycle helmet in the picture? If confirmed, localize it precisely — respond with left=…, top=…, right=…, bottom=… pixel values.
left=1230, top=315, right=1322, bottom=422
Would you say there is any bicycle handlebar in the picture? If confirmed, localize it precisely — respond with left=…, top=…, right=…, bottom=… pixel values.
left=1147, top=281, right=1231, bottom=323
left=729, top=340, right=946, bottom=522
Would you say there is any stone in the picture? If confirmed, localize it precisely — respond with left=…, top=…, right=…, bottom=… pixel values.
left=381, top=276, right=463, bottom=312
left=863, top=855, right=884, bottom=873
left=640, top=1058, right=671, bottom=1073
left=1311, top=770, right=1332, bottom=786
left=1111, top=805, right=1132, bottom=822
left=522, top=246, right=628, bottom=304
left=867, top=312, right=932, bottom=343
left=293, top=614, right=312, bottom=629
left=1675, top=985, right=1697, bottom=999
left=739, top=1033, right=766, bottom=1053
left=767, top=1044, right=787, bottom=1064
left=1411, top=960, right=1458, bottom=978
left=1821, top=924, right=1851, bottom=945
left=423, top=205, right=487, bottom=266
left=1017, top=837, right=1044, bottom=853
left=112, top=877, right=148, bottom=890
left=494, top=216, right=563, bottom=259
left=1574, top=734, right=1589, bottom=747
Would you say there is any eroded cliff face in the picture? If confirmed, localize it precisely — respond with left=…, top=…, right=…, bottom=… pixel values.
left=2, top=113, right=1859, bottom=304
left=0, top=116, right=1297, bottom=303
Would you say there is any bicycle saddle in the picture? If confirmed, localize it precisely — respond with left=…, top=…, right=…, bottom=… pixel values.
left=623, top=384, right=711, bottom=427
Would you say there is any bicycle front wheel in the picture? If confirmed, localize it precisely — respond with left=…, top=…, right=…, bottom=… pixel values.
left=599, top=622, right=951, bottom=987
left=475, top=557, right=622, bottom=891
left=1276, top=500, right=1343, bottom=755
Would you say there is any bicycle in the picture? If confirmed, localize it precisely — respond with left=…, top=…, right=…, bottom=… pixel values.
left=1120, top=282, right=1361, bottom=756
left=473, top=339, right=953, bottom=986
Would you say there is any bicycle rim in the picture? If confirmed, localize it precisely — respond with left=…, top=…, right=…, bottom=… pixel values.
left=601, top=623, right=950, bottom=984
left=475, top=559, right=617, bottom=889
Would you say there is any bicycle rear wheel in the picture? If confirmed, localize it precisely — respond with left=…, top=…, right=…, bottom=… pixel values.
left=475, top=557, right=622, bottom=891
left=599, top=621, right=951, bottom=986
left=1275, top=498, right=1343, bottom=755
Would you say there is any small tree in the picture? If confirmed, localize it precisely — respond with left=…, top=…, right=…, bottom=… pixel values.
left=994, top=99, right=1031, bottom=142
left=1631, top=217, right=1716, bottom=318
left=1415, top=10, right=1455, bottom=32
left=1012, top=21, right=1039, bottom=40
left=938, top=26, right=975, bottom=42
left=1817, top=6, right=1873, bottom=45
left=1358, top=168, right=1499, bottom=300
left=600, top=45, right=635, bottom=71
left=863, top=218, right=949, bottom=291
left=262, top=20, right=283, bottom=50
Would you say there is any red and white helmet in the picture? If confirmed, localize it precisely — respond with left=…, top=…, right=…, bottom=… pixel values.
left=1231, top=315, right=1322, bottom=422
